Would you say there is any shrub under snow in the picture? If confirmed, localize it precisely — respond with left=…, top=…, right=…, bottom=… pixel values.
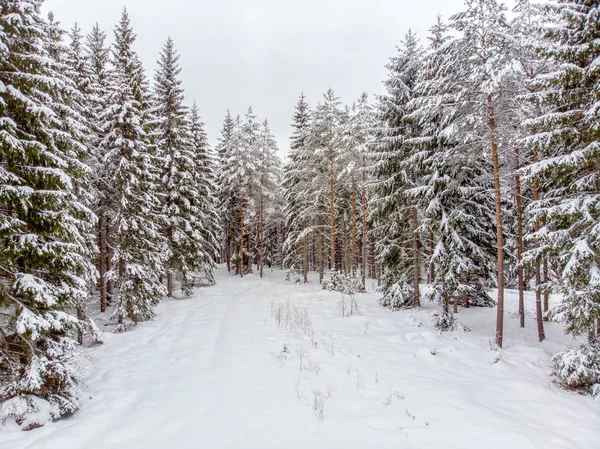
left=432, top=311, right=470, bottom=332
left=552, top=343, right=600, bottom=397
left=322, top=270, right=364, bottom=295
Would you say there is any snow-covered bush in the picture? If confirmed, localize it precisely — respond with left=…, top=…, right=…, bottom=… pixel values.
left=379, top=280, right=415, bottom=310
left=552, top=343, right=600, bottom=397
left=322, top=270, right=364, bottom=295
left=432, top=311, right=470, bottom=332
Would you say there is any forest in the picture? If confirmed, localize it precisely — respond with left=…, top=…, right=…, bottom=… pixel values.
left=0, top=0, right=598, bottom=436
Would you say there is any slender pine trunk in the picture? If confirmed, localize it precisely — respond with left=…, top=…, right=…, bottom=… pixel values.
left=98, top=212, right=107, bottom=313
left=329, top=145, right=335, bottom=271
left=515, top=148, right=525, bottom=328
left=532, top=147, right=546, bottom=342
left=488, top=94, right=505, bottom=348
left=411, top=206, right=421, bottom=307
left=361, top=156, right=367, bottom=289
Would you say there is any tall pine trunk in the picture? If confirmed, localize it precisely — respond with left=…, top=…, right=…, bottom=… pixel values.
left=411, top=206, right=421, bottom=307
left=302, top=232, right=308, bottom=283
left=318, top=215, right=324, bottom=283
left=489, top=95, right=505, bottom=348
left=543, top=256, right=549, bottom=321
left=98, top=212, right=107, bottom=313
left=167, top=226, right=173, bottom=297
left=533, top=146, right=546, bottom=342
left=351, top=178, right=357, bottom=277
left=515, top=148, right=525, bottom=328
left=239, top=194, right=244, bottom=278
left=361, top=156, right=367, bottom=289
left=329, top=144, right=335, bottom=270
left=258, top=186, right=265, bottom=278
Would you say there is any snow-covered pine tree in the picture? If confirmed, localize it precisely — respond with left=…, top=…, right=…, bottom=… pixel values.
left=215, top=110, right=236, bottom=270
left=307, top=89, right=345, bottom=274
left=64, top=22, right=107, bottom=344
left=84, top=22, right=111, bottom=313
left=153, top=38, right=212, bottom=295
left=100, top=8, right=166, bottom=330
left=371, top=30, right=424, bottom=309
left=341, top=92, right=374, bottom=287
left=442, top=0, right=514, bottom=346
left=188, top=102, right=220, bottom=285
left=410, top=16, right=497, bottom=321
left=523, top=0, right=600, bottom=395
left=256, top=120, right=283, bottom=276
left=283, top=94, right=312, bottom=282
left=0, top=0, right=97, bottom=426
left=511, top=0, right=551, bottom=336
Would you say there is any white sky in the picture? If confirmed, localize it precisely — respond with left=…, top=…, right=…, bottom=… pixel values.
left=43, top=0, right=513, bottom=155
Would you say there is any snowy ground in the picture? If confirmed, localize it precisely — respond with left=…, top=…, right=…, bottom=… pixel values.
left=1, top=267, right=598, bottom=449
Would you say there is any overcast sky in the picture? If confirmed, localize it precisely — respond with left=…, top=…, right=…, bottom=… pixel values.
left=43, top=0, right=503, bottom=155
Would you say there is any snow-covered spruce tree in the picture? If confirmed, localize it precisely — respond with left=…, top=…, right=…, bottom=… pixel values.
left=283, top=94, right=313, bottom=281
left=215, top=110, right=235, bottom=270
left=63, top=23, right=106, bottom=344
left=188, top=102, right=220, bottom=285
left=509, top=0, right=552, bottom=338
left=0, top=0, right=97, bottom=426
left=523, top=0, right=600, bottom=395
left=307, top=89, right=346, bottom=274
left=255, top=120, right=284, bottom=276
left=341, top=92, right=374, bottom=287
left=408, top=16, right=497, bottom=321
left=219, top=112, right=254, bottom=276
left=441, top=0, right=514, bottom=346
left=100, top=9, right=166, bottom=330
left=371, top=30, right=424, bottom=310
left=153, top=38, right=215, bottom=295
left=85, top=22, right=112, bottom=313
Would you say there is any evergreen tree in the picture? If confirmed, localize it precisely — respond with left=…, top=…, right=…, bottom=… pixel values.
left=100, top=8, right=166, bottom=330
left=371, top=30, right=424, bottom=309
left=84, top=22, right=112, bottom=313
left=526, top=1, right=600, bottom=344
left=153, top=38, right=211, bottom=295
left=442, top=0, right=513, bottom=346
left=283, top=94, right=312, bottom=281
left=0, top=0, right=97, bottom=425
left=188, top=102, right=220, bottom=286
left=215, top=110, right=236, bottom=270
left=409, top=16, right=497, bottom=322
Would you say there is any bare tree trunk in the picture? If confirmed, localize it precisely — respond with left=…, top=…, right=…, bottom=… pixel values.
left=351, top=178, right=358, bottom=277
left=239, top=195, right=244, bottom=278
left=463, top=293, right=469, bottom=308
left=302, top=233, right=308, bottom=283
left=226, top=220, right=232, bottom=272
left=118, top=257, right=125, bottom=328
left=329, top=145, right=335, bottom=271
left=258, top=190, right=264, bottom=278
left=77, top=304, right=84, bottom=344
left=533, top=147, right=546, bottom=342
left=489, top=95, right=505, bottom=348
left=318, top=216, right=324, bottom=283
left=370, top=235, right=376, bottom=280
left=167, top=226, right=173, bottom=297
left=515, top=148, right=525, bottom=328
left=411, top=206, right=421, bottom=307
left=106, top=219, right=113, bottom=306
left=429, top=231, right=435, bottom=283
left=543, top=256, right=549, bottom=321
left=98, top=212, right=107, bottom=313
left=361, top=156, right=367, bottom=289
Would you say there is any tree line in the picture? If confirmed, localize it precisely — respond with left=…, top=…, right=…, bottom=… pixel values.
left=0, top=0, right=598, bottom=429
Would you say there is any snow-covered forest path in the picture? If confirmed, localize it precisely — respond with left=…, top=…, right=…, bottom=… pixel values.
left=1, top=267, right=598, bottom=449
